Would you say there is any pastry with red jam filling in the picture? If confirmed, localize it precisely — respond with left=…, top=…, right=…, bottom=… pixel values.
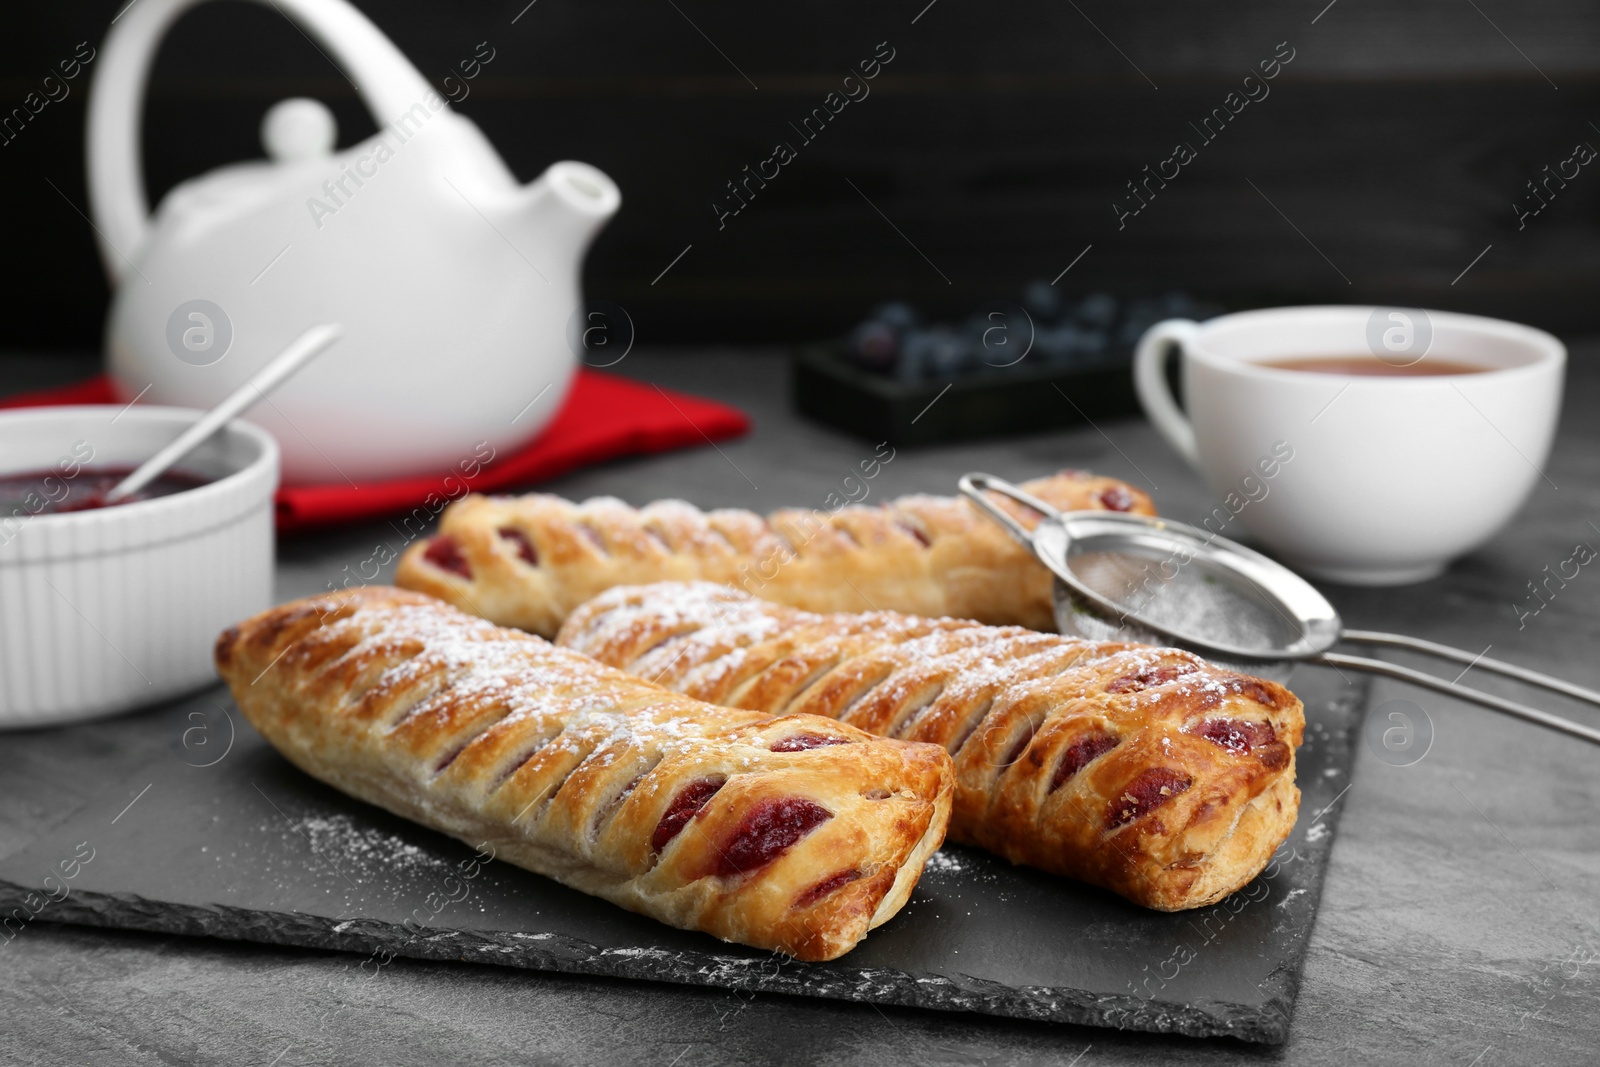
left=559, top=581, right=1304, bottom=912
left=396, top=470, right=1153, bottom=638
left=215, top=588, right=953, bottom=960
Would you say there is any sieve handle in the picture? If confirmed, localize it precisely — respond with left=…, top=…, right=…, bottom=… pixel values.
left=1341, top=630, right=1600, bottom=711
left=957, top=473, right=1063, bottom=551
left=1318, top=651, right=1600, bottom=747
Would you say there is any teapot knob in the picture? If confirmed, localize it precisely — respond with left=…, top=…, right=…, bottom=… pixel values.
left=261, top=98, right=337, bottom=163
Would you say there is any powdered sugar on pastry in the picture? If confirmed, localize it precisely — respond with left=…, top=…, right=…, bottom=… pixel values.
left=215, top=587, right=954, bottom=960
left=558, top=581, right=1305, bottom=913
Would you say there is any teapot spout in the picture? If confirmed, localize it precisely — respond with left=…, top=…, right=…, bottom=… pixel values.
left=513, top=161, right=621, bottom=274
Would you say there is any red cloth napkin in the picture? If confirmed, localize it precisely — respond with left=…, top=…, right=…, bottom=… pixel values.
left=0, top=371, right=750, bottom=533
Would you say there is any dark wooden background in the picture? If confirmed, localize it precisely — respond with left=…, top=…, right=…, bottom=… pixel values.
left=5, top=0, right=1600, bottom=350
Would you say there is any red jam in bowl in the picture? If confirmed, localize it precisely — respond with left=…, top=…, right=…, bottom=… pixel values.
left=0, top=466, right=211, bottom=516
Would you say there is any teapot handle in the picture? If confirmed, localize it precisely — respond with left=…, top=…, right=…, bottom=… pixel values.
left=87, top=0, right=438, bottom=282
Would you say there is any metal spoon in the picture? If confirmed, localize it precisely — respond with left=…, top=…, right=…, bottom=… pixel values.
left=106, top=323, right=342, bottom=502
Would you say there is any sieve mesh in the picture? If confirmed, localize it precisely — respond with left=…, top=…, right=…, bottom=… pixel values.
left=1057, top=540, right=1303, bottom=659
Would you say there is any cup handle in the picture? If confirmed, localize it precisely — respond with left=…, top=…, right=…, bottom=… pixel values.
left=1133, top=318, right=1202, bottom=470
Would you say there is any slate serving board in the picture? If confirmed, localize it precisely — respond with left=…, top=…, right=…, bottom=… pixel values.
left=0, top=668, right=1365, bottom=1044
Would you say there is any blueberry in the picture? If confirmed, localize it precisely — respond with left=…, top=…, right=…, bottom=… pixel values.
left=1023, top=280, right=1062, bottom=321
left=966, top=302, right=1035, bottom=368
left=847, top=320, right=900, bottom=372
left=961, top=312, right=996, bottom=340
left=926, top=326, right=972, bottom=378
left=1076, top=292, right=1118, bottom=330
left=898, top=329, right=936, bottom=384
left=1033, top=324, right=1080, bottom=365
left=1158, top=291, right=1198, bottom=318
left=871, top=301, right=921, bottom=333
left=1118, top=298, right=1162, bottom=348
left=1078, top=328, right=1109, bottom=357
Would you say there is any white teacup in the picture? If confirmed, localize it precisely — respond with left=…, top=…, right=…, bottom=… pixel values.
left=1133, top=306, right=1565, bottom=585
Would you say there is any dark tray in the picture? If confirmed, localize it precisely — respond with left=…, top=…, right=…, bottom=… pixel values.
left=0, top=668, right=1365, bottom=1044
left=791, top=345, right=1141, bottom=447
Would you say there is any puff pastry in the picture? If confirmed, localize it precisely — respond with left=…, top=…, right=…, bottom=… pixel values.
left=558, top=582, right=1305, bottom=912
left=395, top=470, right=1153, bottom=637
left=214, top=587, right=953, bottom=961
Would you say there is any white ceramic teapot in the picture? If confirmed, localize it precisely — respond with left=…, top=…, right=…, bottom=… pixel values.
left=88, top=0, right=620, bottom=484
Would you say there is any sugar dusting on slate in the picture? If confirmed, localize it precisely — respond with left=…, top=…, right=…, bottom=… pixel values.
left=266, top=811, right=453, bottom=879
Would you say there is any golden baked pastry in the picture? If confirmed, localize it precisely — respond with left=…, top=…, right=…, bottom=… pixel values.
left=395, top=470, right=1153, bottom=637
left=558, top=582, right=1305, bottom=912
left=214, top=587, right=953, bottom=961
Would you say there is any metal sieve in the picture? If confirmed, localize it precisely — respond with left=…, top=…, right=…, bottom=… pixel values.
left=959, top=473, right=1600, bottom=746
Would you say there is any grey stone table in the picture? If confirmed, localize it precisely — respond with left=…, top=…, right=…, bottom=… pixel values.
left=3, top=348, right=1599, bottom=1066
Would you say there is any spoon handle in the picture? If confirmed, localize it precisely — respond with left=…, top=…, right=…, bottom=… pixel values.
left=107, top=324, right=342, bottom=502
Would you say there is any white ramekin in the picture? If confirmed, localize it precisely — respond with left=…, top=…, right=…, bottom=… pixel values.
left=0, top=406, right=278, bottom=728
